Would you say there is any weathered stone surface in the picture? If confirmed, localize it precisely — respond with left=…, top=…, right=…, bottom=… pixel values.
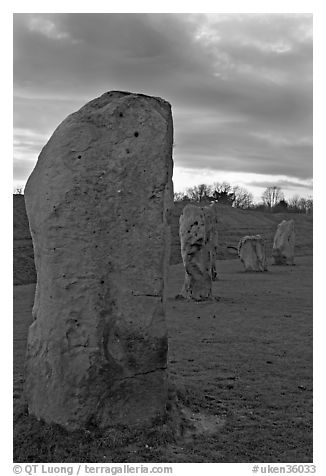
left=24, top=91, right=174, bottom=430
left=272, top=219, right=295, bottom=265
left=238, top=234, right=268, bottom=272
left=204, top=203, right=219, bottom=281
left=179, top=203, right=218, bottom=300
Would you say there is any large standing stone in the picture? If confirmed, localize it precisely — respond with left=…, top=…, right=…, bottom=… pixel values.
left=238, top=235, right=268, bottom=272
left=24, top=91, right=174, bottom=430
left=205, top=203, right=219, bottom=281
left=272, top=219, right=295, bottom=265
left=179, top=204, right=214, bottom=300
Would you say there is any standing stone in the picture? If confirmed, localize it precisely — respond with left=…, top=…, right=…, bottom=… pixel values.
left=272, top=219, right=295, bottom=265
left=238, top=235, right=268, bottom=272
left=205, top=203, right=219, bottom=281
left=24, top=91, right=174, bottom=430
left=179, top=204, right=213, bottom=300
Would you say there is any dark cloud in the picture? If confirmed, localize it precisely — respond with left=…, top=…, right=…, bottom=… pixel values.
left=13, top=13, right=312, bottom=195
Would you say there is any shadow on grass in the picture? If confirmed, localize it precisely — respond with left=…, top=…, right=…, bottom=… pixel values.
left=13, top=385, right=213, bottom=463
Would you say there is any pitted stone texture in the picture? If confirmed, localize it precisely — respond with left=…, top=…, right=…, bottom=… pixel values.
left=204, top=203, right=219, bottom=281
left=272, top=219, right=295, bottom=265
left=179, top=204, right=217, bottom=300
left=24, top=91, right=174, bottom=430
left=238, top=235, right=268, bottom=272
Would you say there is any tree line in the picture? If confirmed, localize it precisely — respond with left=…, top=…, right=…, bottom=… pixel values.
left=174, top=183, right=313, bottom=214
left=14, top=182, right=313, bottom=214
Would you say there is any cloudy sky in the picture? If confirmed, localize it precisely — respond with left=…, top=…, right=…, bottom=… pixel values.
left=13, top=13, right=313, bottom=200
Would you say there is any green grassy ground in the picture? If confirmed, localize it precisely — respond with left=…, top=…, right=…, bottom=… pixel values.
left=14, top=256, right=313, bottom=463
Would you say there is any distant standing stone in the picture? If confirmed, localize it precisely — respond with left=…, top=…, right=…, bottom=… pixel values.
left=272, top=219, right=295, bottom=265
left=179, top=204, right=213, bottom=300
left=238, top=234, right=268, bottom=272
left=24, top=91, right=174, bottom=430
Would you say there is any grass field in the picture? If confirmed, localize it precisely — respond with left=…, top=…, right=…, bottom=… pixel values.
left=14, top=255, right=313, bottom=463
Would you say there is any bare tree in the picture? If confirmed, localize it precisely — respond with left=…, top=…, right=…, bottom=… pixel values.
left=211, top=182, right=235, bottom=205
left=174, top=191, right=186, bottom=202
left=288, top=194, right=301, bottom=211
left=211, top=182, right=233, bottom=195
left=261, top=186, right=284, bottom=210
left=185, top=183, right=212, bottom=202
left=287, top=195, right=313, bottom=214
left=305, top=196, right=313, bottom=214
left=233, top=186, right=254, bottom=209
left=298, top=196, right=313, bottom=214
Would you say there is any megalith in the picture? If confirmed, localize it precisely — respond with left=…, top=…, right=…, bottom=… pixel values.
left=238, top=235, right=268, bottom=272
left=272, top=219, right=295, bottom=265
left=179, top=204, right=217, bottom=300
left=24, top=91, right=174, bottom=430
left=204, top=203, right=219, bottom=281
